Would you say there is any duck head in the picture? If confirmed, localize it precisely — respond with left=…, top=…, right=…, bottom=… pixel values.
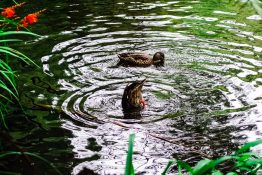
left=153, top=52, right=165, bottom=67
left=122, top=79, right=146, bottom=112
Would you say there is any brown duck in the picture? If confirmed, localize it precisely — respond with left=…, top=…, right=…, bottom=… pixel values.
left=122, top=79, right=146, bottom=112
left=117, top=52, right=165, bottom=67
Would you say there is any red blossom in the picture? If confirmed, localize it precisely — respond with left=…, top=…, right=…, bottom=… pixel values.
left=21, top=14, right=38, bottom=27
left=25, top=14, right=38, bottom=24
left=1, top=7, right=15, bottom=18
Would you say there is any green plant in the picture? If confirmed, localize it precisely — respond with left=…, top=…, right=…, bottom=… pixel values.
left=124, top=134, right=262, bottom=175
left=0, top=30, right=39, bottom=129
left=0, top=1, right=43, bottom=129
left=125, top=133, right=135, bottom=175
left=0, top=151, right=62, bottom=175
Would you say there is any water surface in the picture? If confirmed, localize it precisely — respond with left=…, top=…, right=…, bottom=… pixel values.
left=14, top=0, right=262, bottom=174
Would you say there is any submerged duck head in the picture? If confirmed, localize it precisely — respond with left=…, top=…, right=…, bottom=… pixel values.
left=152, top=52, right=165, bottom=66
left=122, top=79, right=146, bottom=112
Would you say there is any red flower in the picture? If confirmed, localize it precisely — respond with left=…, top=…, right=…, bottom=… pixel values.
left=25, top=14, right=38, bottom=24
left=21, top=14, right=38, bottom=27
left=1, top=7, right=15, bottom=18
left=20, top=9, right=45, bottom=28
left=22, top=20, right=28, bottom=27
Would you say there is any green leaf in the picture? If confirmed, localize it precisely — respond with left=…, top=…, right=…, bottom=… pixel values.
left=226, top=172, right=238, bottom=175
left=176, top=160, right=193, bottom=174
left=0, top=105, right=8, bottom=129
left=0, top=31, right=40, bottom=37
left=0, top=39, right=22, bottom=43
left=178, top=164, right=183, bottom=175
left=0, top=79, right=18, bottom=100
left=125, top=134, right=135, bottom=175
left=235, top=140, right=262, bottom=155
left=0, top=47, right=39, bottom=68
left=192, top=159, right=214, bottom=175
left=213, top=156, right=234, bottom=167
left=243, top=159, right=262, bottom=167
left=0, top=69, right=18, bottom=95
left=211, top=170, right=223, bottom=175
left=161, top=160, right=175, bottom=175
left=0, top=94, right=14, bottom=103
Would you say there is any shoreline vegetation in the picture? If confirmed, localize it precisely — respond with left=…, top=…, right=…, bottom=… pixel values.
left=125, top=134, right=262, bottom=175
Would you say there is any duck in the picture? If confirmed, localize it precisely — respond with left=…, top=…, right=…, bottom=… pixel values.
left=122, top=79, right=146, bottom=112
left=117, top=52, right=165, bottom=67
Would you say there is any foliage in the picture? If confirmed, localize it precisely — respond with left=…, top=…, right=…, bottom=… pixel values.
left=125, top=134, right=262, bottom=175
left=0, top=151, right=62, bottom=175
left=125, top=133, right=135, bottom=175
left=0, top=2, right=60, bottom=175
left=0, top=1, right=44, bottom=129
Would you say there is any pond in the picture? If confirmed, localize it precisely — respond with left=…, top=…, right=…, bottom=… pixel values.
left=9, top=0, right=262, bottom=174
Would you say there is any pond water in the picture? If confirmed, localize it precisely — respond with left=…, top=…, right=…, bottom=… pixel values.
left=12, top=0, right=262, bottom=174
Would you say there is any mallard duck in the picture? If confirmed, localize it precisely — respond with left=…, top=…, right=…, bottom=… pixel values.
left=122, top=79, right=146, bottom=112
left=117, top=52, right=165, bottom=67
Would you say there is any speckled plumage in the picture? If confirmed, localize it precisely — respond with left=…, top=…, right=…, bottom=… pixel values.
left=122, top=79, right=146, bottom=111
left=117, top=52, right=165, bottom=67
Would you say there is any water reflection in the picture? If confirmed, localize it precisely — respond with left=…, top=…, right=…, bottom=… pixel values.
left=18, top=0, right=262, bottom=174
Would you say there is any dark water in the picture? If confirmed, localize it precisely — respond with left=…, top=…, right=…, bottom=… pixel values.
left=10, top=0, right=262, bottom=174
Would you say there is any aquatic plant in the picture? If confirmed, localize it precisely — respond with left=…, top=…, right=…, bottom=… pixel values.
left=0, top=2, right=59, bottom=175
left=0, top=1, right=45, bottom=129
left=125, top=134, right=262, bottom=175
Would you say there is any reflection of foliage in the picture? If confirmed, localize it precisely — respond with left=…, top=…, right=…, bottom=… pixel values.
left=125, top=134, right=262, bottom=175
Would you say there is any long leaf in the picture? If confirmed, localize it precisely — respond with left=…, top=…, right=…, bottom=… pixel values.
left=0, top=48, right=30, bottom=65
left=192, top=159, right=214, bottom=175
left=0, top=31, right=40, bottom=37
left=0, top=46, right=39, bottom=67
left=162, top=160, right=175, bottom=175
left=0, top=39, right=22, bottom=43
left=0, top=93, right=14, bottom=103
left=226, top=172, right=238, bottom=175
left=125, top=133, right=135, bottom=175
left=176, top=160, right=193, bottom=174
left=0, top=79, right=18, bottom=100
left=235, top=140, right=262, bottom=155
left=0, top=104, right=8, bottom=129
left=213, top=156, right=235, bottom=167
left=0, top=60, right=16, bottom=85
left=0, top=70, right=18, bottom=95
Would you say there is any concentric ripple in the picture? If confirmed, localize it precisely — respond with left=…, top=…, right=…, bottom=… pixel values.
left=24, top=0, right=262, bottom=174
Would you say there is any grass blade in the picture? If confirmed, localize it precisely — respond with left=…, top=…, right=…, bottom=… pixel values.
left=192, top=159, right=214, bottom=175
left=0, top=79, right=18, bottom=100
left=0, top=70, right=18, bottom=95
left=0, top=103, right=8, bottom=129
left=0, top=39, right=22, bottom=43
left=125, top=133, right=135, bottom=175
left=0, top=47, right=39, bottom=67
left=235, top=140, right=262, bottom=155
left=162, top=160, right=175, bottom=175
left=176, top=160, right=193, bottom=174
left=0, top=31, right=40, bottom=37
